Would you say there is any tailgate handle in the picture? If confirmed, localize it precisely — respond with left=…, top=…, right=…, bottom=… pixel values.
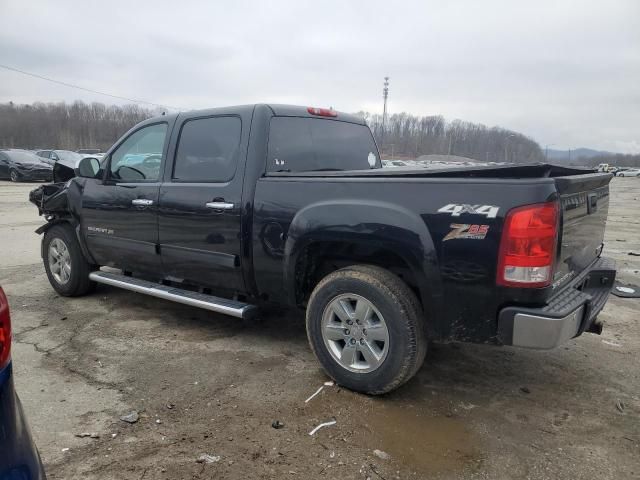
left=587, top=193, right=598, bottom=214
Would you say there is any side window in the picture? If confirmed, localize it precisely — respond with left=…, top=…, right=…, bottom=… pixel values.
left=109, top=123, right=167, bottom=182
left=173, top=116, right=241, bottom=182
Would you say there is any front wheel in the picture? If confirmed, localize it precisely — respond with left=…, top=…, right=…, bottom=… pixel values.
left=9, top=169, right=20, bottom=182
left=43, top=224, right=96, bottom=296
left=306, top=265, right=427, bottom=395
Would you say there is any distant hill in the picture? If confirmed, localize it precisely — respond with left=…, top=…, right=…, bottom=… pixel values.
left=546, top=148, right=615, bottom=162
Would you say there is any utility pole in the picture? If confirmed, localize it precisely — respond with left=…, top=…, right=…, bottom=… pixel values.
left=545, top=144, right=555, bottom=161
left=504, top=134, right=516, bottom=162
left=381, top=77, right=389, bottom=150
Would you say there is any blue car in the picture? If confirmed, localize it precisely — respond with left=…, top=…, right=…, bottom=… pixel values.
left=0, top=286, right=46, bottom=480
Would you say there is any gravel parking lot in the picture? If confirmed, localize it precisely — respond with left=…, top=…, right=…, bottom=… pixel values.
left=1, top=178, right=638, bottom=480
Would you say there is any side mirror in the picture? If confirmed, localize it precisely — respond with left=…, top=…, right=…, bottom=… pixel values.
left=77, top=157, right=101, bottom=178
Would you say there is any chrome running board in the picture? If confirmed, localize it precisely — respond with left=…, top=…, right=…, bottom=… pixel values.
left=89, top=271, right=257, bottom=319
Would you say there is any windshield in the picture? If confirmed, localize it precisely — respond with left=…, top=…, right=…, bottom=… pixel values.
left=267, top=117, right=380, bottom=172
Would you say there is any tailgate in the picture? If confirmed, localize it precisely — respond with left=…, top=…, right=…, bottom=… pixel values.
left=553, top=173, right=612, bottom=289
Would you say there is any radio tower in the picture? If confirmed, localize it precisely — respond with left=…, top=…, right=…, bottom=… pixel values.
left=382, top=77, right=390, bottom=135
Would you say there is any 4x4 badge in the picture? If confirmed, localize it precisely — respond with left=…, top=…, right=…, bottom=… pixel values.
left=437, top=203, right=500, bottom=218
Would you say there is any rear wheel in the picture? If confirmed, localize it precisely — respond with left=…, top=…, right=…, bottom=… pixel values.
left=306, top=265, right=426, bottom=395
left=9, top=169, right=19, bottom=182
left=43, top=224, right=96, bottom=296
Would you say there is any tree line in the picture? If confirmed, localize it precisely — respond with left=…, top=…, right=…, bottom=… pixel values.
left=1, top=101, right=636, bottom=167
left=0, top=101, right=157, bottom=151
left=361, top=111, right=545, bottom=163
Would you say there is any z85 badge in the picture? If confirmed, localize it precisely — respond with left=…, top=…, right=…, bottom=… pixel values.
left=443, top=223, right=489, bottom=241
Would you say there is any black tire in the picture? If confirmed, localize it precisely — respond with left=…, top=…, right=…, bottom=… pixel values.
left=9, top=169, right=20, bottom=182
left=306, top=265, right=427, bottom=395
left=43, top=224, right=96, bottom=296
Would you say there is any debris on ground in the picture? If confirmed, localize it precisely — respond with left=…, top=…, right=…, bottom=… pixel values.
left=616, top=400, right=625, bottom=413
left=305, top=386, right=324, bottom=403
left=628, top=251, right=640, bottom=256
left=61, top=448, right=69, bottom=452
left=373, top=449, right=391, bottom=460
left=74, top=432, right=100, bottom=439
left=611, top=283, right=640, bottom=298
left=196, top=454, right=221, bottom=464
left=119, top=411, right=140, bottom=424
left=602, top=339, right=623, bottom=347
left=271, top=420, right=285, bottom=429
left=308, top=419, right=336, bottom=436
left=166, top=402, right=175, bottom=409
left=305, top=381, right=335, bottom=404
left=520, top=387, right=531, bottom=394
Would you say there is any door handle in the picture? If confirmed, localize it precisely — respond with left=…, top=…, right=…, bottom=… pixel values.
left=132, top=199, right=154, bottom=206
left=205, top=202, right=234, bottom=210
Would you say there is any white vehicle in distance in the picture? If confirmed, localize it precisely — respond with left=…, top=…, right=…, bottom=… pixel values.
left=617, top=168, right=640, bottom=177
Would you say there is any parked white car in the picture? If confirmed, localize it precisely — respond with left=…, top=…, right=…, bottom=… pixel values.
left=618, top=168, right=640, bottom=177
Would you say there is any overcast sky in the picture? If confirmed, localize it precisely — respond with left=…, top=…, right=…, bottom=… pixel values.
left=1, top=0, right=638, bottom=153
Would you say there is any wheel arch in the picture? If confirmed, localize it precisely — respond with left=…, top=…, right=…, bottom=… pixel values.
left=38, top=219, right=97, bottom=266
left=283, top=199, right=442, bottom=331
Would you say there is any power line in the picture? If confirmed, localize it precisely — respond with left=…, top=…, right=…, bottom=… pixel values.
left=0, top=63, right=184, bottom=111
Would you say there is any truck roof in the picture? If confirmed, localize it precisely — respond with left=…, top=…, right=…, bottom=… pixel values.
left=149, top=104, right=366, bottom=125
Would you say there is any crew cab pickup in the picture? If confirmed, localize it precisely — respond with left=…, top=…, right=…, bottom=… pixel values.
left=29, top=104, right=616, bottom=394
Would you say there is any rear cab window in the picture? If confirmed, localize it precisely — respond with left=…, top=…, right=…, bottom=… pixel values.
left=267, top=117, right=380, bottom=172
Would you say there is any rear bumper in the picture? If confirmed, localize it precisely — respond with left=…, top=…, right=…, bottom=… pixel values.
left=497, top=257, right=616, bottom=349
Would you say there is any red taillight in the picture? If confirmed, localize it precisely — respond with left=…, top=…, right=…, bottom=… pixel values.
left=307, top=107, right=337, bottom=117
left=497, top=201, right=559, bottom=287
left=0, top=287, right=11, bottom=370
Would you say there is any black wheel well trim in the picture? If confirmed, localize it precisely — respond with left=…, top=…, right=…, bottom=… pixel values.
left=284, top=237, right=442, bottom=337
left=38, top=218, right=97, bottom=266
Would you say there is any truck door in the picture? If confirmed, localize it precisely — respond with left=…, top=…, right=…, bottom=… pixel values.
left=158, top=113, right=247, bottom=293
left=80, top=121, right=170, bottom=274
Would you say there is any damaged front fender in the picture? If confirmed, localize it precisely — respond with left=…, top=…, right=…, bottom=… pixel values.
left=29, top=178, right=88, bottom=218
left=29, top=178, right=97, bottom=264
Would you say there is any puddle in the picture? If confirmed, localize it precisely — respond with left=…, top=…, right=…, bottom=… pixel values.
left=355, top=401, right=481, bottom=475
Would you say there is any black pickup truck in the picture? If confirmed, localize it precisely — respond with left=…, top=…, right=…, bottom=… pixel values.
left=29, top=104, right=616, bottom=394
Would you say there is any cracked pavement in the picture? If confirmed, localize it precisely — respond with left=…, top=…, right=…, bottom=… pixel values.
left=0, top=179, right=639, bottom=479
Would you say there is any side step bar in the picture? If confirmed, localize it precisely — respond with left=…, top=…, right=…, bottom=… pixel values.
left=89, top=271, right=257, bottom=319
